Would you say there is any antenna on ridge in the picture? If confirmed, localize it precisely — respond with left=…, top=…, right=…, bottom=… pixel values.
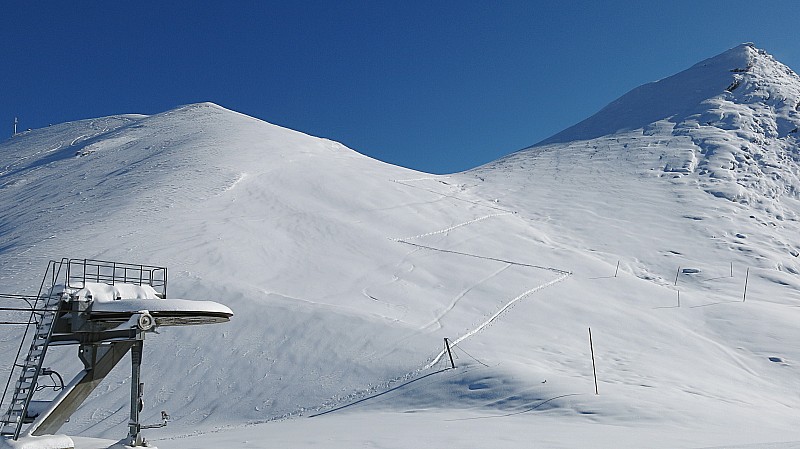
left=13, top=117, right=17, bottom=136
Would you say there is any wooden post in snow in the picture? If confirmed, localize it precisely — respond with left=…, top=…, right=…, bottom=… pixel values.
left=614, top=261, right=620, bottom=277
left=674, top=267, right=681, bottom=286
left=589, top=327, right=598, bottom=395
left=444, top=338, right=455, bottom=369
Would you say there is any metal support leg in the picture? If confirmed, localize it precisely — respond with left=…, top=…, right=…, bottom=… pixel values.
left=28, top=341, right=134, bottom=436
left=128, top=338, right=144, bottom=446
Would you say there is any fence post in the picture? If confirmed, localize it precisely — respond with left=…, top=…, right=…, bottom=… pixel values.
left=589, top=328, right=598, bottom=395
left=444, top=338, right=455, bottom=369
left=743, top=268, right=750, bottom=302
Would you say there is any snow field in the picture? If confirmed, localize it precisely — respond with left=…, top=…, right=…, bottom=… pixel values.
left=3, top=43, right=800, bottom=447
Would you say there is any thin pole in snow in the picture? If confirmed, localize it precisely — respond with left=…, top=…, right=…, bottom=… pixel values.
left=589, top=327, right=598, bottom=395
left=743, top=267, right=750, bottom=302
left=614, top=261, right=620, bottom=277
left=674, top=267, right=681, bottom=286
left=13, top=117, right=17, bottom=136
left=444, top=338, right=455, bottom=369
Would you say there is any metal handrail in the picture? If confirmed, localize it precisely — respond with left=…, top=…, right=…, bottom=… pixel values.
left=66, top=259, right=167, bottom=298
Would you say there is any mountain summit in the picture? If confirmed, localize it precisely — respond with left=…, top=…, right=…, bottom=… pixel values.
left=490, top=44, right=800, bottom=212
left=540, top=43, right=800, bottom=146
left=471, top=43, right=800, bottom=279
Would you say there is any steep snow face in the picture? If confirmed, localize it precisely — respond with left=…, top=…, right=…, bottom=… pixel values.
left=534, top=44, right=800, bottom=210
left=541, top=44, right=800, bottom=145
left=473, top=45, right=800, bottom=280
left=678, top=45, right=800, bottom=205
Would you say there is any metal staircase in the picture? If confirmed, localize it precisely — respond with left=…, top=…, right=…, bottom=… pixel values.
left=0, top=259, right=66, bottom=439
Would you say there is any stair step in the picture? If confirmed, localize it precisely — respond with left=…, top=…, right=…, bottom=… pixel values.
left=0, top=261, right=68, bottom=438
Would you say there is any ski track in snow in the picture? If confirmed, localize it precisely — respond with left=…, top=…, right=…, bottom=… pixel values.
left=385, top=180, right=573, bottom=388
left=419, top=263, right=513, bottom=331
left=390, top=212, right=513, bottom=242
left=395, top=240, right=571, bottom=273
left=70, top=134, right=89, bottom=146
left=422, top=271, right=571, bottom=370
left=392, top=177, right=514, bottom=213
left=288, top=178, right=575, bottom=419
left=176, top=178, right=577, bottom=432
left=389, top=179, right=571, bottom=351
left=223, top=172, right=248, bottom=192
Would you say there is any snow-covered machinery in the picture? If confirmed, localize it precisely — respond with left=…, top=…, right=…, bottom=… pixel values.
left=0, top=258, right=233, bottom=447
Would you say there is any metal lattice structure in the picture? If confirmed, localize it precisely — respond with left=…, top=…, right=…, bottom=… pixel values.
left=0, top=259, right=170, bottom=445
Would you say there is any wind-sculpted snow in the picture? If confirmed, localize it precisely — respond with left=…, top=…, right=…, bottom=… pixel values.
left=539, top=44, right=800, bottom=145
left=3, top=46, right=800, bottom=448
left=526, top=44, right=800, bottom=216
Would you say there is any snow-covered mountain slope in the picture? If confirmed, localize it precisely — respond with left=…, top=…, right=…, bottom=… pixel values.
left=539, top=43, right=800, bottom=207
left=0, top=103, right=576, bottom=441
left=454, top=43, right=800, bottom=445
left=2, top=44, right=800, bottom=448
left=470, top=43, right=800, bottom=277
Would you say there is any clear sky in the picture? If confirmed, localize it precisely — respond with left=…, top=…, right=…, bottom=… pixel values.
left=1, top=1, right=798, bottom=174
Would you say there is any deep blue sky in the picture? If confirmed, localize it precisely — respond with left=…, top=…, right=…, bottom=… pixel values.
left=1, top=1, right=798, bottom=174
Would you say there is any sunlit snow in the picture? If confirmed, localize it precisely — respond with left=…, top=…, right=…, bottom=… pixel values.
left=1, top=44, right=800, bottom=448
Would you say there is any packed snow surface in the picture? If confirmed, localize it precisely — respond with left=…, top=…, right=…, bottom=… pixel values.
left=0, top=434, right=73, bottom=449
left=67, top=282, right=233, bottom=320
left=2, top=44, right=800, bottom=448
left=72, top=283, right=160, bottom=302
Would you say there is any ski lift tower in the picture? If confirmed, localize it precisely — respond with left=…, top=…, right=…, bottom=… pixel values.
left=0, top=258, right=233, bottom=448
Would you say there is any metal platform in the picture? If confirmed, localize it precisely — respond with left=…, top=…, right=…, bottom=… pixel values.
left=0, top=258, right=231, bottom=447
